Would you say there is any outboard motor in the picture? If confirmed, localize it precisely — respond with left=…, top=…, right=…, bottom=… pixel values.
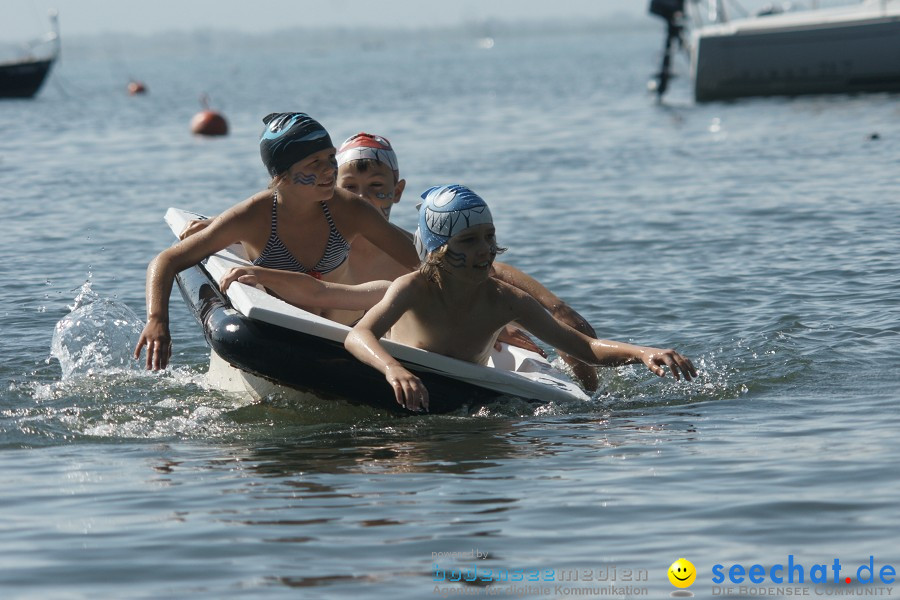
left=650, top=0, right=685, bottom=21
left=649, top=0, right=686, bottom=99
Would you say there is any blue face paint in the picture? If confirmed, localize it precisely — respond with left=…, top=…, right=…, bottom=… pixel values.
left=444, top=248, right=467, bottom=268
left=292, top=172, right=317, bottom=186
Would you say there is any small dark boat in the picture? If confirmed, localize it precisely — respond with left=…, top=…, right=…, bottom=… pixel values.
left=0, top=11, right=59, bottom=99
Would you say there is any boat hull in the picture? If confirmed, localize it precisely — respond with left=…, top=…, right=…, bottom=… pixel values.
left=175, top=261, right=537, bottom=414
left=693, top=12, right=900, bottom=101
left=0, top=58, right=53, bottom=99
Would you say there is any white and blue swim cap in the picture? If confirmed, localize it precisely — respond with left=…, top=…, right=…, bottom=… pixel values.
left=416, top=185, right=493, bottom=258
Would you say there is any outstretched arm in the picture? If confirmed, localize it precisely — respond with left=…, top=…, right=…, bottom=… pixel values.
left=219, top=266, right=389, bottom=311
left=344, top=277, right=429, bottom=412
left=134, top=198, right=261, bottom=370
left=511, top=291, right=697, bottom=381
left=492, top=261, right=600, bottom=390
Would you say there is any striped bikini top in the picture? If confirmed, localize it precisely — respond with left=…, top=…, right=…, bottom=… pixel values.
left=252, top=194, right=350, bottom=278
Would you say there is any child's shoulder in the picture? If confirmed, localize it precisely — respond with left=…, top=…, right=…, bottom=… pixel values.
left=220, top=188, right=274, bottom=222
left=391, top=270, right=428, bottom=291
left=381, top=270, right=430, bottom=304
left=489, top=277, right=543, bottom=312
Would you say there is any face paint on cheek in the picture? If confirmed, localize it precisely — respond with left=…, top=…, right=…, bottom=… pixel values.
left=292, top=171, right=317, bottom=186
left=372, top=192, right=395, bottom=219
left=444, top=248, right=467, bottom=268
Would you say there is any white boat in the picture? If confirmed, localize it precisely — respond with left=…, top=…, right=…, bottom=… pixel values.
left=165, top=208, right=590, bottom=414
left=649, top=0, right=900, bottom=101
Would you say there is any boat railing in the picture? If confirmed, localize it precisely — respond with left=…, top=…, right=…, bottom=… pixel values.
left=684, top=0, right=883, bottom=27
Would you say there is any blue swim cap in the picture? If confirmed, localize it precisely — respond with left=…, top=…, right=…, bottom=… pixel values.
left=259, top=112, right=334, bottom=177
left=417, top=185, right=493, bottom=257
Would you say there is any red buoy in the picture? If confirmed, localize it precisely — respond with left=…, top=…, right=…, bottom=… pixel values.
left=127, top=80, right=146, bottom=95
left=190, top=94, right=228, bottom=136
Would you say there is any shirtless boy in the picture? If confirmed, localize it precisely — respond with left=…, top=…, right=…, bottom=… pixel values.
left=344, top=185, right=698, bottom=412
left=333, top=134, right=601, bottom=389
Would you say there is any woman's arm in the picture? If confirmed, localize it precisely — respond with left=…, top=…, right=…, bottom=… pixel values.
left=344, top=277, right=430, bottom=411
left=349, top=199, right=420, bottom=270
left=220, top=266, right=389, bottom=311
left=179, top=217, right=212, bottom=240
left=133, top=199, right=262, bottom=370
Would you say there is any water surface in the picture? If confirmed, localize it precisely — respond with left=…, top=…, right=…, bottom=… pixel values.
left=1, top=24, right=898, bottom=599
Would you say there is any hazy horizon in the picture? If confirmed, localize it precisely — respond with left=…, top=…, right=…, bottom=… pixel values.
left=4, top=0, right=649, bottom=42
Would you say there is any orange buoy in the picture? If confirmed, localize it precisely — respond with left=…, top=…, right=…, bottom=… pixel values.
left=191, top=111, right=228, bottom=136
left=127, top=80, right=146, bottom=95
left=190, top=94, right=228, bottom=136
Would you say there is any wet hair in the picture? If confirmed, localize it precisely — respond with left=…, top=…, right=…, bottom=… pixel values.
left=419, top=246, right=449, bottom=284
left=418, top=243, right=507, bottom=284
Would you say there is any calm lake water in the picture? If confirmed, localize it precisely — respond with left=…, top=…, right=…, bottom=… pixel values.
left=1, top=21, right=899, bottom=599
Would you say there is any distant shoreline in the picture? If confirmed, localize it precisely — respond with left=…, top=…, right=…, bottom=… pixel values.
left=2, top=15, right=656, bottom=56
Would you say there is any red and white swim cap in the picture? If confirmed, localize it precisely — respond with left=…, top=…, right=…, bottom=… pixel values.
left=336, top=132, right=399, bottom=179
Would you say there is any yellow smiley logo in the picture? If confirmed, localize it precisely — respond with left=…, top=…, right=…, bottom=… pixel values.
left=668, top=558, right=697, bottom=588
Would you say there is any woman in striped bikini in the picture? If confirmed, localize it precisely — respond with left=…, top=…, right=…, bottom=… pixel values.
left=134, top=112, right=419, bottom=371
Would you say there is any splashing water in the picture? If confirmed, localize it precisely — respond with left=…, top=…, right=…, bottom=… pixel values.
left=50, top=281, right=145, bottom=380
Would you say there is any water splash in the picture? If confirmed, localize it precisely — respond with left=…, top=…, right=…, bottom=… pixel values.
left=49, top=280, right=145, bottom=380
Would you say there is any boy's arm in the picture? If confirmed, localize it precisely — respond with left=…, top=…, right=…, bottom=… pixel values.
left=510, top=291, right=697, bottom=381
left=491, top=261, right=599, bottom=390
left=344, top=277, right=429, bottom=411
left=220, top=266, right=389, bottom=311
left=492, top=261, right=596, bottom=335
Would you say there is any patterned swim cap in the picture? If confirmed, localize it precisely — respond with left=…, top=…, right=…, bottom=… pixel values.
left=416, top=185, right=493, bottom=257
left=336, top=132, right=399, bottom=180
left=259, top=112, right=334, bottom=177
